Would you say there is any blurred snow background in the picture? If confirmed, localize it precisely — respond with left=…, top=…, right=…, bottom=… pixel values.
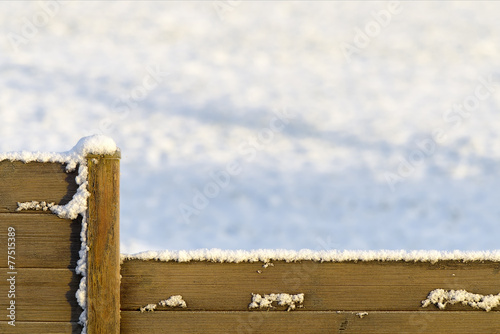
left=1, top=1, right=500, bottom=253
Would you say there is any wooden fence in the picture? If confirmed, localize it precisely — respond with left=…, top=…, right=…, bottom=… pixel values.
left=0, top=152, right=120, bottom=334
left=1, top=151, right=499, bottom=333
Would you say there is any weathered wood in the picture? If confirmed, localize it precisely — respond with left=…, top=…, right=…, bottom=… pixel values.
left=0, top=321, right=81, bottom=334
left=0, top=268, right=81, bottom=321
left=0, top=213, right=80, bottom=268
left=0, top=161, right=78, bottom=213
left=0, top=157, right=82, bottom=331
left=120, top=310, right=500, bottom=334
left=120, top=260, right=500, bottom=312
left=87, top=154, right=120, bottom=334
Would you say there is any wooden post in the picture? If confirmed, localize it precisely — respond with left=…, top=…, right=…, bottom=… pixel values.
left=87, top=152, right=121, bottom=334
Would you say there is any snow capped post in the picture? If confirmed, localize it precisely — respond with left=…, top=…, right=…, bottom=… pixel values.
left=86, top=149, right=121, bottom=334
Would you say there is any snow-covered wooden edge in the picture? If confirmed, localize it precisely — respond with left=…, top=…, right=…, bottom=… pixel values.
left=119, top=258, right=500, bottom=333
left=121, top=249, right=500, bottom=264
left=0, top=135, right=119, bottom=334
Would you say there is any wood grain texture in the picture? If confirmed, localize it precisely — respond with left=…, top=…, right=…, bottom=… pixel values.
left=0, top=322, right=81, bottom=334
left=87, top=154, right=120, bottom=334
left=120, top=260, right=500, bottom=312
left=120, top=311, right=500, bottom=334
left=0, top=213, right=80, bottom=268
left=0, top=268, right=82, bottom=321
left=0, top=161, right=78, bottom=213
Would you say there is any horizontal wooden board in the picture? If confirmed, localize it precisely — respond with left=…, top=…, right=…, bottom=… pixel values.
left=0, top=268, right=82, bottom=322
left=121, top=260, right=500, bottom=312
left=0, top=161, right=78, bottom=213
left=0, top=213, right=80, bottom=268
left=120, top=310, right=500, bottom=334
left=0, top=321, right=81, bottom=334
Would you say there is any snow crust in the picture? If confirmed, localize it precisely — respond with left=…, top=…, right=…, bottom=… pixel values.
left=0, top=135, right=118, bottom=334
left=122, top=249, right=500, bottom=264
left=249, top=293, right=304, bottom=311
left=422, top=289, right=500, bottom=312
left=140, top=295, right=187, bottom=312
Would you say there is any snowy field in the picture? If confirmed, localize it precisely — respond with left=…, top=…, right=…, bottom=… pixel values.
left=1, top=1, right=500, bottom=253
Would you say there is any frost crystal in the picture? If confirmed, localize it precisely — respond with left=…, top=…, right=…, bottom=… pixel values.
left=422, top=289, right=500, bottom=312
left=249, top=293, right=304, bottom=311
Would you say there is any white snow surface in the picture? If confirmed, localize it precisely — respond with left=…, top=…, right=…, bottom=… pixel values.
left=422, top=289, right=500, bottom=312
left=122, top=249, right=500, bottom=263
left=0, top=134, right=118, bottom=334
left=2, top=2, right=500, bottom=253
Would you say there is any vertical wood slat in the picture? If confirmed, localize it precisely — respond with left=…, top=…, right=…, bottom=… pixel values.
left=87, top=152, right=120, bottom=334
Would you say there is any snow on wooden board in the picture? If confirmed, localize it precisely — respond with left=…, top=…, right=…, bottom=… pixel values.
left=422, top=289, right=500, bottom=312
left=248, top=293, right=305, bottom=311
left=0, top=135, right=119, bottom=334
left=122, top=248, right=500, bottom=264
left=0, top=161, right=79, bottom=213
left=119, top=259, right=500, bottom=313
left=3, top=136, right=500, bottom=334
left=139, top=295, right=188, bottom=312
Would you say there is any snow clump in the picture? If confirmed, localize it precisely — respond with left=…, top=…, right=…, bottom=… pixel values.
left=249, top=293, right=304, bottom=311
left=140, top=295, right=188, bottom=312
left=422, top=289, right=500, bottom=312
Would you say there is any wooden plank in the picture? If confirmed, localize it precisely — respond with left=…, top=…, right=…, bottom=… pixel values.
left=0, top=161, right=78, bottom=213
left=121, top=260, right=500, bottom=311
left=87, top=153, right=120, bottom=334
left=0, top=321, right=80, bottom=334
left=0, top=213, right=80, bottom=268
left=0, top=268, right=81, bottom=321
left=120, top=310, right=500, bottom=334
